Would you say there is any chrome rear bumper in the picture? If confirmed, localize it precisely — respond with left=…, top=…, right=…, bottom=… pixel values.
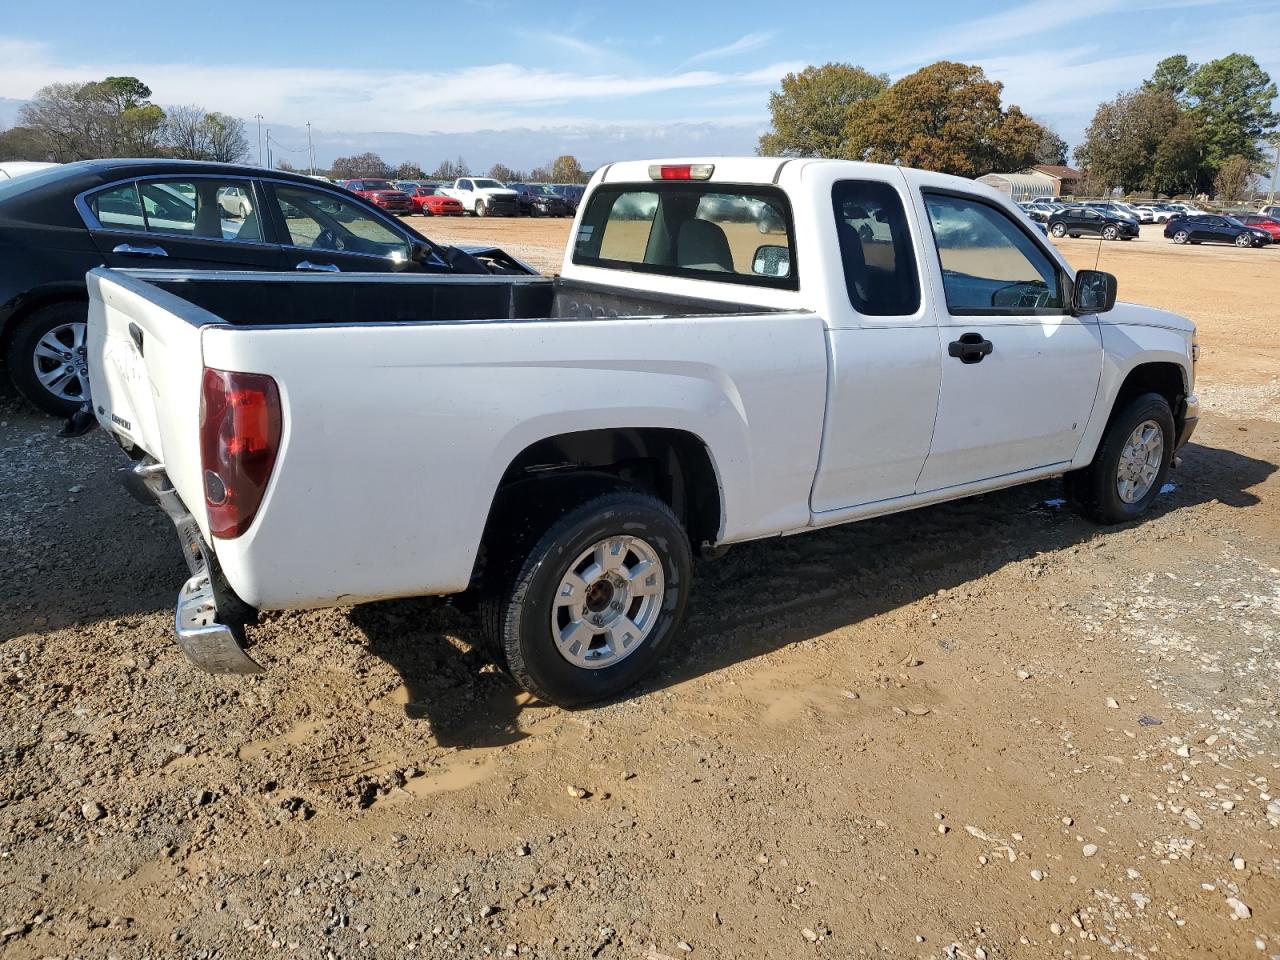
left=124, top=460, right=263, bottom=674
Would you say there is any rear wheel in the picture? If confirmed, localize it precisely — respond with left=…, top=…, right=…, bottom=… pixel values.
left=481, top=490, right=691, bottom=707
left=1066, top=392, right=1174, bottom=524
left=7, top=300, right=91, bottom=417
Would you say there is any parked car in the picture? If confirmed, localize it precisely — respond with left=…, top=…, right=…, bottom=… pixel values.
left=508, top=183, right=572, bottom=217
left=408, top=184, right=465, bottom=217
left=1018, top=201, right=1060, bottom=223
left=1048, top=206, right=1140, bottom=240
left=1258, top=204, right=1280, bottom=219
left=0, top=159, right=534, bottom=415
left=1117, top=202, right=1153, bottom=224
left=1132, top=202, right=1177, bottom=223
left=0, top=161, right=60, bottom=181
left=84, top=156, right=1197, bottom=707
left=1241, top=214, right=1280, bottom=241
left=337, top=178, right=413, bottom=216
left=438, top=177, right=519, bottom=217
left=1164, top=214, right=1272, bottom=247
left=550, top=184, right=586, bottom=212
left=1082, top=201, right=1141, bottom=225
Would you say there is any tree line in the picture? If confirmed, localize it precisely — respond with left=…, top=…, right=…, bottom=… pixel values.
left=0, top=76, right=249, bottom=163
left=325, top=152, right=591, bottom=184
left=758, top=53, right=1277, bottom=200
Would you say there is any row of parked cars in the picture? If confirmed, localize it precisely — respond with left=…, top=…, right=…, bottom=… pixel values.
left=328, top=176, right=585, bottom=218
left=1018, top=196, right=1279, bottom=248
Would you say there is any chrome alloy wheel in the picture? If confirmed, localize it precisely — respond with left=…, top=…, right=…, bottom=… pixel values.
left=1117, top=419, right=1163, bottom=503
left=550, top=536, right=665, bottom=669
left=32, top=321, right=90, bottom=404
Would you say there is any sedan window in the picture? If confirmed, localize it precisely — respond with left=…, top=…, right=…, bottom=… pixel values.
left=271, top=184, right=411, bottom=261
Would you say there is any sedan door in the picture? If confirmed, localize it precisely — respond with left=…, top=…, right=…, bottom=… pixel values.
left=263, top=181, right=421, bottom=273
left=83, top=177, right=286, bottom=271
left=912, top=189, right=1104, bottom=492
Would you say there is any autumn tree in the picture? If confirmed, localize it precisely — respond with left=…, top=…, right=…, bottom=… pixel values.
left=758, top=63, right=888, bottom=157
left=1033, top=126, right=1069, bottom=165
left=1213, top=155, right=1256, bottom=201
left=846, top=62, right=1045, bottom=177
left=331, top=152, right=393, bottom=179
left=549, top=155, right=586, bottom=183
left=488, top=162, right=524, bottom=182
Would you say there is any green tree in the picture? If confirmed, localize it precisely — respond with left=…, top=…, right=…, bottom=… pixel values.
left=1033, top=126, right=1069, bottom=165
left=1185, top=53, right=1278, bottom=167
left=0, top=125, right=49, bottom=161
left=758, top=63, right=888, bottom=157
left=1213, top=154, right=1257, bottom=200
left=1144, top=55, right=1196, bottom=101
left=19, top=76, right=167, bottom=160
left=1074, top=88, right=1182, bottom=192
left=847, top=61, right=1046, bottom=177
left=1148, top=112, right=1205, bottom=196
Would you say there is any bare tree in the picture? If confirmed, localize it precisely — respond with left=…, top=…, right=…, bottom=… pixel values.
left=165, top=105, right=211, bottom=159
left=1213, top=155, right=1256, bottom=201
left=203, top=112, right=249, bottom=163
left=330, top=152, right=393, bottom=179
left=19, top=77, right=166, bottom=160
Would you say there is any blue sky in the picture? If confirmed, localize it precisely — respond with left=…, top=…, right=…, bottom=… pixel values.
left=1, top=0, right=1277, bottom=170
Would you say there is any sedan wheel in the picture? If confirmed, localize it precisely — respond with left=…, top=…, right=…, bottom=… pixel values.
left=1173, top=230, right=1189, bottom=244
left=1102, top=225, right=1118, bottom=240
left=1050, top=223, right=1066, bottom=238
left=1235, top=233, right=1252, bottom=247
left=7, top=301, right=92, bottom=417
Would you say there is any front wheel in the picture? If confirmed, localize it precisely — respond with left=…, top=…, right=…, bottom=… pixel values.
left=1065, top=392, right=1175, bottom=524
left=1102, top=225, right=1118, bottom=240
left=1235, top=233, right=1252, bottom=248
left=1173, top=230, right=1189, bottom=244
left=475, top=200, right=487, bottom=217
left=1050, top=223, right=1066, bottom=238
left=481, top=490, right=692, bottom=707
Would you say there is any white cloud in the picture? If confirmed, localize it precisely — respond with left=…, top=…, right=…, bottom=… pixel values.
left=687, top=31, right=776, bottom=64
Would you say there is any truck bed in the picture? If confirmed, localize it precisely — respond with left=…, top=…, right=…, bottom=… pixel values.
left=124, top=270, right=772, bottom=327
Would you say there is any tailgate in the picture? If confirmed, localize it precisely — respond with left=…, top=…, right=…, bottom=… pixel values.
left=86, top=268, right=216, bottom=538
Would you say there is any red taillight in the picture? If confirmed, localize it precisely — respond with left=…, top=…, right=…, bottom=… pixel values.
left=200, top=368, right=282, bottom=539
left=648, top=163, right=714, bottom=181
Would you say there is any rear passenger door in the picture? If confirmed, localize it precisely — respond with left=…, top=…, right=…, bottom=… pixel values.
left=912, top=189, right=1103, bottom=492
left=809, top=171, right=943, bottom=512
left=83, top=177, right=285, bottom=271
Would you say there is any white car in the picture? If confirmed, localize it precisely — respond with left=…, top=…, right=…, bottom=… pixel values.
left=85, top=156, right=1199, bottom=706
left=0, top=161, right=60, bottom=180
left=438, top=176, right=519, bottom=217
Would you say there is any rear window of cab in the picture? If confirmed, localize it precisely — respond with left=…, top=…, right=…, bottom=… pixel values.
left=572, top=183, right=797, bottom=289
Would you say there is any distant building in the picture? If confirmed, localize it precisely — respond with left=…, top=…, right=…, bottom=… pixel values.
left=1029, top=164, right=1083, bottom=197
left=977, top=164, right=1084, bottom=200
left=976, top=172, right=1055, bottom=202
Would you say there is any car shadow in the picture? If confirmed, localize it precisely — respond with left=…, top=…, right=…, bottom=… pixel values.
left=353, top=439, right=1273, bottom=742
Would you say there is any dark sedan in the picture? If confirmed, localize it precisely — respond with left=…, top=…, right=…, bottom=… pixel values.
left=0, top=159, right=530, bottom=415
left=507, top=183, right=572, bottom=217
left=1047, top=206, right=1139, bottom=241
left=1164, top=214, right=1272, bottom=248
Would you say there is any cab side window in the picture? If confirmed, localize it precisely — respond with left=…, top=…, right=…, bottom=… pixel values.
left=831, top=180, right=919, bottom=316
left=923, top=192, right=1064, bottom=314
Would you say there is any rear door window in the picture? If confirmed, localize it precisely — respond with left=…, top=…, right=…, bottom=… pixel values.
left=831, top=180, right=919, bottom=316
left=573, top=183, right=796, bottom=288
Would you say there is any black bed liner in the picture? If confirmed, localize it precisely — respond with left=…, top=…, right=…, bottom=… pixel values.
left=123, top=270, right=787, bottom=326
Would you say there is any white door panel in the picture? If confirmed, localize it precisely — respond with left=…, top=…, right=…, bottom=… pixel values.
left=915, top=316, right=1103, bottom=491
left=811, top=326, right=942, bottom=510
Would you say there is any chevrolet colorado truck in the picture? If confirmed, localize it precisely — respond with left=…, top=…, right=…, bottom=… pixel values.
left=85, top=157, right=1199, bottom=706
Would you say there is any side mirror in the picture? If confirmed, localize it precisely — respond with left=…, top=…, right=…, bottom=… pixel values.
left=1072, top=269, right=1117, bottom=314
left=752, top=244, right=790, bottom=277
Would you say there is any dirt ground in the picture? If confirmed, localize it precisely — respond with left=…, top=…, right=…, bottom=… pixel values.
left=2, top=221, right=1278, bottom=960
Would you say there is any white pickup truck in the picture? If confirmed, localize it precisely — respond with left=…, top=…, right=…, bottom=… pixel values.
left=437, top=177, right=520, bottom=217
left=85, top=157, right=1198, bottom=706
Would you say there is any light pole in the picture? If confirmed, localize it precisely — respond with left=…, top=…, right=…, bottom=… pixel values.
left=306, top=121, right=315, bottom=176
left=254, top=114, right=264, bottom=166
left=1269, top=137, right=1280, bottom=204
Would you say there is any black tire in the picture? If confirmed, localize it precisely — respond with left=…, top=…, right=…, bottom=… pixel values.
left=6, top=300, right=91, bottom=417
left=1065, top=391, right=1175, bottom=524
left=481, top=490, right=692, bottom=707
left=475, top=200, right=487, bottom=217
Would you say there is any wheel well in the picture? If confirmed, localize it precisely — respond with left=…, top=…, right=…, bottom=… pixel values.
left=481, top=427, right=723, bottom=560
left=0, top=287, right=88, bottom=366
left=1111, top=362, right=1186, bottom=423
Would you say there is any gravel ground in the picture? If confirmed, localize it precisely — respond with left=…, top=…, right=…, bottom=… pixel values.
left=1, top=224, right=1278, bottom=959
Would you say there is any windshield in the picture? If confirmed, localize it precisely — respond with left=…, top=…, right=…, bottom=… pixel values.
left=473, top=178, right=505, bottom=189
left=362, top=179, right=395, bottom=191
left=1224, top=216, right=1246, bottom=228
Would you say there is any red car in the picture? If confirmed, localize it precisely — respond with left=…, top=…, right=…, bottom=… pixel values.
left=1242, top=214, right=1280, bottom=241
left=410, top=184, right=464, bottom=217
left=338, top=178, right=413, bottom=216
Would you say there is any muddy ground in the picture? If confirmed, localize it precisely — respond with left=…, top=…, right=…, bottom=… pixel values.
left=1, top=222, right=1278, bottom=960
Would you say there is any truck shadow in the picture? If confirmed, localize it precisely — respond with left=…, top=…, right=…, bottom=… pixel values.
left=357, top=439, right=1273, bottom=743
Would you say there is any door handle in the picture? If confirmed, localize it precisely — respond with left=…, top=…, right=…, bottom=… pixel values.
left=112, top=243, right=168, bottom=258
left=948, top=332, right=993, bottom=364
left=296, top=260, right=340, bottom=272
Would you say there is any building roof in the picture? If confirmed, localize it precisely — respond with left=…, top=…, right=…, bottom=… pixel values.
left=977, top=172, right=1055, bottom=189
left=1031, top=164, right=1083, bottom=181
